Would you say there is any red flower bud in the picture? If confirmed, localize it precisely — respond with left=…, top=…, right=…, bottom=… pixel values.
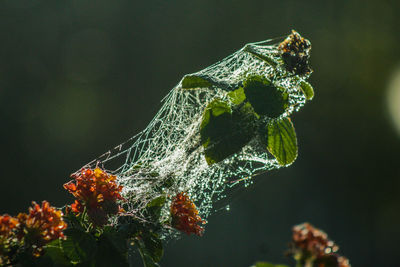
left=170, top=192, right=205, bottom=236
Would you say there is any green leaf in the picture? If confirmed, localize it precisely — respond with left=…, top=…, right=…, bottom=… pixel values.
left=137, top=250, right=159, bottom=267
left=102, top=227, right=128, bottom=253
left=137, top=232, right=163, bottom=267
left=61, top=228, right=97, bottom=264
left=200, top=99, right=256, bottom=164
left=228, top=87, right=246, bottom=105
left=243, top=75, right=288, bottom=118
left=181, top=75, right=212, bottom=89
left=266, top=117, right=298, bottom=166
left=210, top=98, right=231, bottom=116
left=43, top=239, right=71, bottom=266
left=200, top=98, right=231, bottom=133
left=94, top=229, right=129, bottom=267
left=145, top=196, right=166, bottom=221
left=117, top=217, right=141, bottom=239
left=251, top=262, right=289, bottom=267
left=142, top=233, right=163, bottom=263
left=146, top=196, right=166, bottom=209
left=300, top=81, right=314, bottom=100
left=240, top=101, right=260, bottom=119
left=28, top=255, right=55, bottom=267
left=62, top=212, right=85, bottom=232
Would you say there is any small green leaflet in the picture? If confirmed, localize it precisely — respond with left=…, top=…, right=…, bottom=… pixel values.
left=200, top=98, right=231, bottom=131
left=144, top=196, right=166, bottom=221
left=228, top=87, right=246, bottom=105
left=266, top=117, right=298, bottom=166
left=181, top=75, right=212, bottom=89
left=251, top=262, right=289, bottom=267
left=300, top=81, right=314, bottom=100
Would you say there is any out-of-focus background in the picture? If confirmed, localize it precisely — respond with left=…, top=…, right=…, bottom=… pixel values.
left=1, top=0, right=399, bottom=266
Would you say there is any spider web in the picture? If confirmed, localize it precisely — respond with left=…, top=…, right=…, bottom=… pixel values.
left=78, top=33, right=312, bottom=234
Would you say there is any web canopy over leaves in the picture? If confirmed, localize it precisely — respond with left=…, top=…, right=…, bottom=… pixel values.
left=78, top=30, right=314, bottom=236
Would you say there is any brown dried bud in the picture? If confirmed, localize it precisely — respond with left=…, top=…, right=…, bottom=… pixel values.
left=278, top=30, right=312, bottom=75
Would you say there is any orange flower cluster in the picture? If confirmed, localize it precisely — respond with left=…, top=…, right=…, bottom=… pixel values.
left=170, top=192, right=205, bottom=236
left=291, top=223, right=350, bottom=267
left=1, top=201, right=66, bottom=262
left=0, top=215, right=19, bottom=239
left=64, top=168, right=124, bottom=226
left=0, top=215, right=19, bottom=264
left=17, top=201, right=67, bottom=257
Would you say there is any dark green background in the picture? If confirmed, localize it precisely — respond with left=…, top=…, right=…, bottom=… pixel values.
left=1, top=0, right=399, bottom=266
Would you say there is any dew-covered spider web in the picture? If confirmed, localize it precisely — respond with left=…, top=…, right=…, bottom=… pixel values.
left=78, top=30, right=312, bottom=235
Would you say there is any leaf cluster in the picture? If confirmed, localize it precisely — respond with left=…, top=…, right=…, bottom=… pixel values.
left=183, top=74, right=314, bottom=167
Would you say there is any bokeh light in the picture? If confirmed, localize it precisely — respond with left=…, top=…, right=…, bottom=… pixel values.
left=386, top=65, right=400, bottom=136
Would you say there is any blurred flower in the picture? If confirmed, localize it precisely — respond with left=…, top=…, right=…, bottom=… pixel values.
left=292, top=222, right=338, bottom=257
left=289, top=222, right=350, bottom=267
left=64, top=168, right=125, bottom=226
left=0, top=215, right=19, bottom=264
left=170, top=192, right=205, bottom=236
left=314, top=254, right=351, bottom=267
left=0, top=215, right=19, bottom=238
left=17, top=201, right=67, bottom=257
left=336, top=256, right=351, bottom=267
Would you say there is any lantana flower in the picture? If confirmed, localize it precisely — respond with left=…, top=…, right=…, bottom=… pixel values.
left=64, top=168, right=125, bottom=226
left=17, top=201, right=67, bottom=257
left=170, top=192, right=205, bottom=236
left=0, top=215, right=19, bottom=264
left=290, top=222, right=351, bottom=267
left=0, top=215, right=19, bottom=239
